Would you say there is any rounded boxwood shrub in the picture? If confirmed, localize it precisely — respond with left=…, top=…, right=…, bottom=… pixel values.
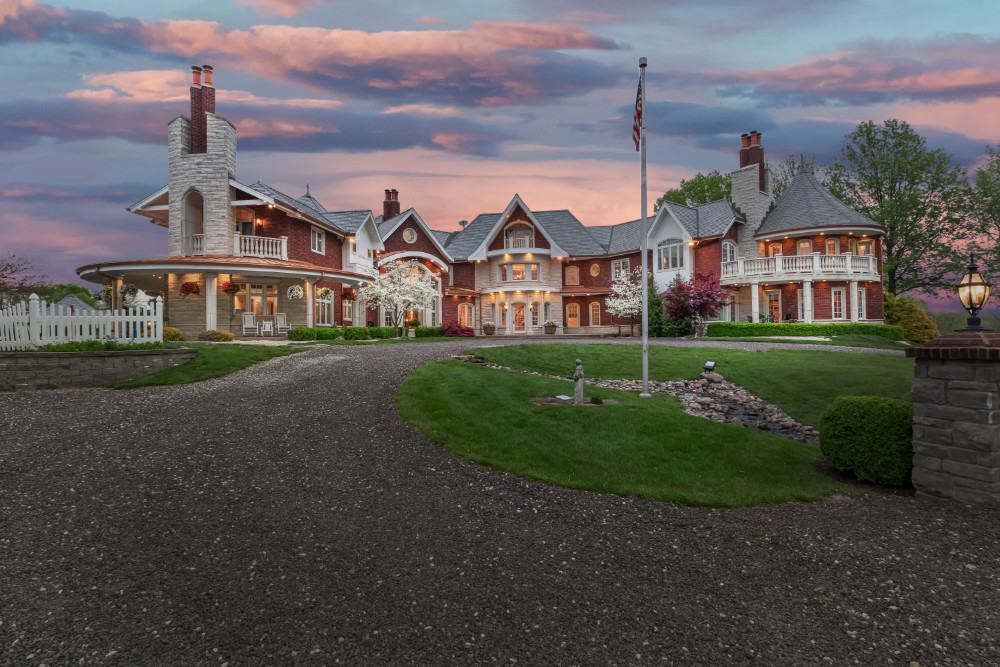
left=885, top=293, right=939, bottom=343
left=819, top=396, right=913, bottom=487
left=315, top=327, right=343, bottom=340
left=287, top=326, right=317, bottom=341
left=197, top=329, right=235, bottom=342
left=343, top=327, right=370, bottom=340
left=162, top=326, right=184, bottom=341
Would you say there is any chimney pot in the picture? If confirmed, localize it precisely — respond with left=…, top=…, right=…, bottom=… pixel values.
left=191, top=65, right=202, bottom=87
left=382, top=188, right=401, bottom=220
left=202, top=65, right=214, bottom=87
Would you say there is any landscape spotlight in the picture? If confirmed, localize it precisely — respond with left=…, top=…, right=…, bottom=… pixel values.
left=704, top=361, right=717, bottom=372
left=957, top=256, right=991, bottom=330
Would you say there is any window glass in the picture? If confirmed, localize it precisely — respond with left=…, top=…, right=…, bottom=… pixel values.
left=565, top=266, right=580, bottom=285
left=857, top=287, right=866, bottom=319
left=857, top=240, right=874, bottom=256
left=797, top=240, right=813, bottom=255
left=768, top=243, right=783, bottom=257
left=832, top=288, right=845, bottom=319
left=311, top=228, right=325, bottom=254
left=612, top=258, right=630, bottom=279
left=505, top=225, right=533, bottom=248
left=657, top=239, right=684, bottom=270
left=565, top=303, right=580, bottom=326
left=512, top=263, right=525, bottom=281
left=544, top=302, right=551, bottom=322
left=825, top=238, right=840, bottom=255
left=342, top=299, right=353, bottom=323
left=722, top=242, right=737, bottom=263
left=458, top=303, right=473, bottom=327
left=589, top=302, right=601, bottom=326
left=531, top=302, right=540, bottom=326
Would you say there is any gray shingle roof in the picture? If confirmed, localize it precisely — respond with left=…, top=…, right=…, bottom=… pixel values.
left=756, top=169, right=881, bottom=237
left=377, top=210, right=411, bottom=238
left=322, top=210, right=372, bottom=234
left=249, top=181, right=344, bottom=232
left=442, top=213, right=500, bottom=260
left=532, top=210, right=605, bottom=256
left=297, top=191, right=327, bottom=215
left=431, top=230, right=454, bottom=247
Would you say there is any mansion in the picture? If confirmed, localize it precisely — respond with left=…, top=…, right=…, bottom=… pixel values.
left=77, top=66, right=885, bottom=338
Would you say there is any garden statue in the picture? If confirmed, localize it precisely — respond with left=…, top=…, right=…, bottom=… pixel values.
left=573, top=359, right=585, bottom=405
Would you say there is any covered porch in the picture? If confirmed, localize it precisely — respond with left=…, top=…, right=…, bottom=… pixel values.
left=725, top=279, right=884, bottom=324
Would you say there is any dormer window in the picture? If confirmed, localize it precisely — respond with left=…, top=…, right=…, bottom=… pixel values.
left=722, top=241, right=737, bottom=264
left=505, top=224, right=534, bottom=249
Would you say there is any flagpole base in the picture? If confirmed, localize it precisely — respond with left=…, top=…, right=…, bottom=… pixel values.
left=639, top=392, right=652, bottom=399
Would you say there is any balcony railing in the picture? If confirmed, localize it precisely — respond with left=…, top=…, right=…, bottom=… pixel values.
left=234, top=233, right=288, bottom=260
left=190, top=234, right=205, bottom=256
left=721, top=253, right=878, bottom=282
left=505, top=235, right=532, bottom=249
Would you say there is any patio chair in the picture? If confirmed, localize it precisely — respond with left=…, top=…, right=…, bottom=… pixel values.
left=275, top=312, right=291, bottom=335
left=242, top=311, right=260, bottom=336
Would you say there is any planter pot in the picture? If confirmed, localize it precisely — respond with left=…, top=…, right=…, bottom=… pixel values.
left=407, top=326, right=416, bottom=339
left=544, top=325, right=557, bottom=335
left=482, top=324, right=496, bottom=336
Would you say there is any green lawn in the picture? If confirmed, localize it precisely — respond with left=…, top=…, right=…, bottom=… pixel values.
left=113, top=343, right=300, bottom=388
left=398, top=360, right=849, bottom=507
left=475, top=344, right=913, bottom=426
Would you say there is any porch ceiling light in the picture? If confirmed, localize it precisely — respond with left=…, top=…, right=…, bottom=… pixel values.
left=957, top=255, right=991, bottom=331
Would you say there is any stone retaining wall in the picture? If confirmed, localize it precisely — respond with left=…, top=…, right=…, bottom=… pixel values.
left=908, top=331, right=1000, bottom=505
left=0, top=348, right=197, bottom=391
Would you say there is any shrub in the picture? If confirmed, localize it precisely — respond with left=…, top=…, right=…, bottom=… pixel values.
left=706, top=321, right=905, bottom=340
left=163, top=326, right=184, bottom=341
left=197, top=329, right=235, bottom=342
left=343, top=327, right=370, bottom=340
left=820, top=396, right=913, bottom=487
left=442, top=321, right=475, bottom=337
left=885, top=293, right=939, bottom=343
left=482, top=322, right=497, bottom=335
left=366, top=326, right=396, bottom=339
left=38, top=340, right=165, bottom=352
left=287, top=326, right=317, bottom=341
left=316, top=327, right=344, bottom=340
left=661, top=318, right=692, bottom=338
left=415, top=326, right=443, bottom=337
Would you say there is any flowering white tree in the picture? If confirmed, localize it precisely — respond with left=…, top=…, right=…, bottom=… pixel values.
left=358, top=260, right=439, bottom=334
left=605, top=267, right=643, bottom=335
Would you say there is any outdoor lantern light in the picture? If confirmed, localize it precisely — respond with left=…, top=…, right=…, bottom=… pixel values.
left=957, top=256, right=991, bottom=330
left=704, top=360, right=717, bottom=372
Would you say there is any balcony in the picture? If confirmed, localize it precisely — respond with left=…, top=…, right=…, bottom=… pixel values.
left=721, top=253, right=879, bottom=284
left=234, top=233, right=288, bottom=260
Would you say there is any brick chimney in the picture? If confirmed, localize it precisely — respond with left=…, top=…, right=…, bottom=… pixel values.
left=190, top=66, right=204, bottom=154
left=383, top=188, right=400, bottom=219
left=202, top=65, right=215, bottom=114
left=739, top=130, right=766, bottom=192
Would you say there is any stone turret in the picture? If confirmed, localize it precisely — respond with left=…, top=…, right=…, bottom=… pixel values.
left=167, top=65, right=237, bottom=257
left=730, top=131, right=773, bottom=258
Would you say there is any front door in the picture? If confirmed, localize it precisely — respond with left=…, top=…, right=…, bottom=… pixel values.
left=766, top=290, right=781, bottom=322
left=513, top=303, right=526, bottom=332
left=566, top=303, right=580, bottom=327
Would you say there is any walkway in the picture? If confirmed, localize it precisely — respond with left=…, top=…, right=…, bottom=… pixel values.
left=0, top=343, right=993, bottom=665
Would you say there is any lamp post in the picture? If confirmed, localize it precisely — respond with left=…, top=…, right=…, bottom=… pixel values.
left=957, top=256, right=991, bottom=330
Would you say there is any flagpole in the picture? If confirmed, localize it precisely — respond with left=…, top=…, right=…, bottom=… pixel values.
left=639, top=56, right=651, bottom=399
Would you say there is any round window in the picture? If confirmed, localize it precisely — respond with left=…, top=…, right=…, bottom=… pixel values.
left=403, top=228, right=417, bottom=244
left=590, top=263, right=601, bottom=277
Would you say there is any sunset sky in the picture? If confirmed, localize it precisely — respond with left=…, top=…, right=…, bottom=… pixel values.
left=1, top=0, right=998, bottom=288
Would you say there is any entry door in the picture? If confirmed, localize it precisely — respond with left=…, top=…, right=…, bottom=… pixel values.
left=513, top=304, right=526, bottom=332
left=566, top=303, right=580, bottom=327
left=766, top=290, right=781, bottom=322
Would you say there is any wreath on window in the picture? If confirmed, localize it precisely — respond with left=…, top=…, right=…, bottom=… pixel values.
left=221, top=281, right=241, bottom=296
left=316, top=287, right=333, bottom=301
left=286, top=284, right=305, bottom=300
left=179, top=281, right=201, bottom=297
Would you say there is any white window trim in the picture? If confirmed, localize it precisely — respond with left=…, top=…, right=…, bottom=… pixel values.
left=796, top=240, right=813, bottom=256
left=589, top=301, right=601, bottom=326
left=657, top=240, right=685, bottom=271
left=765, top=290, right=781, bottom=322
left=722, top=241, right=738, bottom=264
left=565, top=303, right=580, bottom=326
left=612, top=258, right=630, bottom=280
left=831, top=287, right=846, bottom=320
left=565, top=265, right=580, bottom=286
left=458, top=303, right=474, bottom=328
left=825, top=238, right=840, bottom=255
left=311, top=226, right=326, bottom=255
left=857, top=286, right=866, bottom=320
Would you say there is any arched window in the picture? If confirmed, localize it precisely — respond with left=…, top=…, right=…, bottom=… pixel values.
left=722, top=240, right=738, bottom=264
left=458, top=303, right=473, bottom=327
left=505, top=223, right=534, bottom=249
left=565, top=266, right=580, bottom=286
left=589, top=302, right=601, bottom=326
left=183, top=189, right=204, bottom=256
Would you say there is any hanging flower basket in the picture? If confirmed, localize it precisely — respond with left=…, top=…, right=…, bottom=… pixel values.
left=119, top=283, right=138, bottom=302
left=316, top=287, right=333, bottom=301
left=286, top=284, right=305, bottom=300
left=221, top=281, right=241, bottom=296
left=180, top=281, right=201, bottom=297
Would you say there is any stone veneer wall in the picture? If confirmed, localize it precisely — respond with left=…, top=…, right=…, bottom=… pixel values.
left=729, top=163, right=773, bottom=260
left=0, top=348, right=197, bottom=391
left=909, top=332, right=1000, bottom=505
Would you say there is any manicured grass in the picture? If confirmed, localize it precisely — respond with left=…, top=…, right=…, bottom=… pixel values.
left=37, top=340, right=165, bottom=352
left=113, top=343, right=299, bottom=388
left=398, top=360, right=849, bottom=507
left=475, top=344, right=914, bottom=426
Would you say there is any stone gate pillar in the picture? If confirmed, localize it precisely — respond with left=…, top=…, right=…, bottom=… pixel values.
left=908, top=332, right=1000, bottom=505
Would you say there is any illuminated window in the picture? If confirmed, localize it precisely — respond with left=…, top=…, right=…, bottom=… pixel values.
left=458, top=303, right=473, bottom=327
left=825, top=238, right=840, bottom=255
left=505, top=224, right=533, bottom=249
left=342, top=299, right=353, bottom=323
left=531, top=302, right=540, bottom=326
left=797, top=239, right=813, bottom=255
left=589, top=302, right=601, bottom=326
left=857, top=239, right=874, bottom=256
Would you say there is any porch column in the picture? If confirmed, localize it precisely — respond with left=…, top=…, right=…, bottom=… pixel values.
left=849, top=279, right=859, bottom=321
left=750, top=283, right=761, bottom=322
left=803, top=280, right=814, bottom=323
left=205, top=273, right=218, bottom=331
left=113, top=277, right=124, bottom=310
left=305, top=279, right=314, bottom=328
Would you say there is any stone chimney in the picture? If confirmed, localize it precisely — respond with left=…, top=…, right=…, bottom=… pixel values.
left=383, top=188, right=400, bottom=220
left=730, top=130, right=773, bottom=257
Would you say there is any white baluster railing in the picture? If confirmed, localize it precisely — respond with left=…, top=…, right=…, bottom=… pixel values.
left=233, top=234, right=288, bottom=260
left=720, top=250, right=879, bottom=282
left=190, top=234, right=205, bottom=256
left=782, top=255, right=813, bottom=273
left=820, top=254, right=847, bottom=272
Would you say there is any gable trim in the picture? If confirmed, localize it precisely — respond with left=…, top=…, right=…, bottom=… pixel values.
left=468, top=194, right=567, bottom=261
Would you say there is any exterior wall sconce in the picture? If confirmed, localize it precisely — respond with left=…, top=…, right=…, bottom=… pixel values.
left=958, top=256, right=991, bottom=330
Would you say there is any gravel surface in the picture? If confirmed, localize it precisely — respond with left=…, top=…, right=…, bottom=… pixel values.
left=1, top=341, right=996, bottom=666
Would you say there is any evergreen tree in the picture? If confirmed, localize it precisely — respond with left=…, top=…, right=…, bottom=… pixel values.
left=646, top=273, right=666, bottom=337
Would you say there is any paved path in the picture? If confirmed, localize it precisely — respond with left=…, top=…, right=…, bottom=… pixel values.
left=1, top=343, right=995, bottom=665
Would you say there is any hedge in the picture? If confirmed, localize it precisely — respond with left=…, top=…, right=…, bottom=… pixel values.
left=343, top=327, right=370, bottom=340
left=366, top=326, right=396, bottom=339
left=197, top=329, right=235, bottom=342
left=316, top=327, right=344, bottom=340
left=287, top=326, right=317, bottom=341
left=819, top=396, right=913, bottom=487
left=415, top=326, right=443, bottom=337
left=706, top=321, right=904, bottom=340
left=163, top=326, right=184, bottom=341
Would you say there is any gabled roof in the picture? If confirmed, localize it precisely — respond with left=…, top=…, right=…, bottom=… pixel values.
left=297, top=190, right=328, bottom=215
left=756, top=169, right=881, bottom=237
left=660, top=199, right=739, bottom=239
left=248, top=181, right=346, bottom=234
left=322, top=210, right=373, bottom=234
left=377, top=208, right=453, bottom=260
left=461, top=195, right=570, bottom=261
left=532, top=210, right=605, bottom=256
left=442, top=213, right=500, bottom=260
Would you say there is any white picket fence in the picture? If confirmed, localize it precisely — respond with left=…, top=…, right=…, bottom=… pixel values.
left=0, top=294, right=163, bottom=351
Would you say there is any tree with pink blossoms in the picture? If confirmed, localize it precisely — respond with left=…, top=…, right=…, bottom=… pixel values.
left=662, top=273, right=729, bottom=337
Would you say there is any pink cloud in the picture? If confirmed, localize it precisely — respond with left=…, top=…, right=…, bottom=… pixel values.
left=416, top=16, right=446, bottom=26
left=238, top=0, right=324, bottom=17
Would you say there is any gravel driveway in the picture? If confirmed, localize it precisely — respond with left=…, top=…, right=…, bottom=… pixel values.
left=1, top=342, right=996, bottom=665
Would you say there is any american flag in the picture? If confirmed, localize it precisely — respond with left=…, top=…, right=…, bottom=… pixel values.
left=632, top=77, right=643, bottom=151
